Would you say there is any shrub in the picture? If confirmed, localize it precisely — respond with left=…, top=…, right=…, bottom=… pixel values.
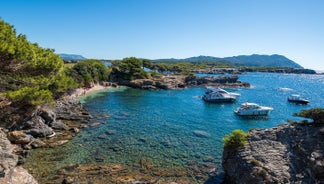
left=7, top=86, right=52, bottom=105
left=111, top=57, right=149, bottom=81
left=294, top=108, right=324, bottom=123
left=223, top=129, right=249, bottom=148
left=68, top=59, right=110, bottom=86
left=1, top=18, right=77, bottom=105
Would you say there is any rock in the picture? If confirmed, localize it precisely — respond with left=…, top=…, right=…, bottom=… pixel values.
left=30, top=139, right=46, bottom=148
left=8, top=166, right=38, bottom=184
left=39, top=105, right=56, bottom=124
left=62, top=176, right=74, bottom=184
left=90, top=122, right=100, bottom=127
left=55, top=99, right=91, bottom=120
left=105, top=130, right=116, bottom=135
left=49, top=140, right=69, bottom=147
left=50, top=120, right=69, bottom=130
left=98, top=134, right=108, bottom=139
left=0, top=129, right=37, bottom=183
left=193, top=130, right=211, bottom=138
left=7, top=131, right=32, bottom=144
left=71, top=127, right=80, bottom=133
left=123, top=75, right=250, bottom=90
left=23, top=116, right=54, bottom=138
left=222, top=123, right=324, bottom=183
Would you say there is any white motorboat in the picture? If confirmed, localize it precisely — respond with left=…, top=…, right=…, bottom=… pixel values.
left=288, top=94, right=310, bottom=104
left=206, top=87, right=241, bottom=97
left=202, top=87, right=239, bottom=103
left=234, top=102, right=273, bottom=116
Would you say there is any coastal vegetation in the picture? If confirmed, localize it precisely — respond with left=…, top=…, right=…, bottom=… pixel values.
left=111, top=57, right=150, bottom=81
left=150, top=61, right=232, bottom=73
left=0, top=18, right=78, bottom=105
left=0, top=19, right=114, bottom=105
left=149, top=61, right=316, bottom=74
left=223, top=129, right=249, bottom=148
left=294, top=108, right=324, bottom=123
left=67, top=59, right=110, bottom=87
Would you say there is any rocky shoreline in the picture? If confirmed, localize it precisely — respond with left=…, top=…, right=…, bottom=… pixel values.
left=0, top=84, right=116, bottom=183
left=121, top=74, right=250, bottom=90
left=222, top=123, right=324, bottom=183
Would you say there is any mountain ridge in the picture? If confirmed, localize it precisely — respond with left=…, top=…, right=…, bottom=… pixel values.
left=59, top=53, right=87, bottom=61
left=153, top=54, right=303, bottom=68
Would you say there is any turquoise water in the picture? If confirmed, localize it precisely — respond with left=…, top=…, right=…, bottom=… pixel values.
left=26, top=73, right=324, bottom=183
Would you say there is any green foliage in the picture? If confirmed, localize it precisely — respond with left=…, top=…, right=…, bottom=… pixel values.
left=223, top=129, right=249, bottom=148
left=7, top=86, right=52, bottom=105
left=50, top=73, right=80, bottom=93
left=149, top=71, right=162, bottom=78
left=111, top=57, right=148, bottom=81
left=68, top=59, right=110, bottom=86
left=294, top=108, right=324, bottom=123
left=150, top=61, right=232, bottom=73
left=0, top=18, right=79, bottom=105
left=142, top=59, right=152, bottom=69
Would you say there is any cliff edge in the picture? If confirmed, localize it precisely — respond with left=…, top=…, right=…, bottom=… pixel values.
left=222, top=123, right=324, bottom=183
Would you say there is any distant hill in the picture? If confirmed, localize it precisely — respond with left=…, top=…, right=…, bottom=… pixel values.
left=59, top=53, right=86, bottom=61
left=154, top=54, right=303, bottom=68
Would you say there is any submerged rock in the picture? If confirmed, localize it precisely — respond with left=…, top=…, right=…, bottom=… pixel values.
left=193, top=130, right=211, bottom=138
left=222, top=123, right=324, bottom=183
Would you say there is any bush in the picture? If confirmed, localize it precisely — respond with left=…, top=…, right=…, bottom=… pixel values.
left=111, top=57, right=149, bottom=81
left=7, top=86, right=52, bottom=105
left=294, top=108, right=324, bottom=123
left=1, top=18, right=77, bottom=105
left=68, top=59, right=110, bottom=86
left=223, top=129, right=249, bottom=148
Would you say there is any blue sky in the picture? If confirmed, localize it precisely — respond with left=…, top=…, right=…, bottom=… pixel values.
left=1, top=0, right=324, bottom=70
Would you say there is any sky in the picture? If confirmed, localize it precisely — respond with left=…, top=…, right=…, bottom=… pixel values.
left=0, top=0, right=324, bottom=70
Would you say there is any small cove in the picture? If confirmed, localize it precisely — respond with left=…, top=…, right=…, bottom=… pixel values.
left=24, top=73, right=324, bottom=183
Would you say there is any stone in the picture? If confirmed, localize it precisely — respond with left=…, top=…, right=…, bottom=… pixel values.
left=50, top=120, right=69, bottom=130
left=7, top=131, right=32, bottom=144
left=193, top=130, right=211, bottom=138
left=30, top=139, right=46, bottom=148
left=23, top=116, right=54, bottom=138
left=0, top=130, right=37, bottom=183
left=49, top=140, right=69, bottom=147
left=222, top=123, right=324, bottom=183
left=39, top=105, right=56, bottom=124
left=105, top=130, right=116, bottom=135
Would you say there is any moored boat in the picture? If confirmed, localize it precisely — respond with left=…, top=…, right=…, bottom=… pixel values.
left=234, top=102, right=273, bottom=116
left=202, top=87, right=239, bottom=103
left=288, top=94, right=310, bottom=104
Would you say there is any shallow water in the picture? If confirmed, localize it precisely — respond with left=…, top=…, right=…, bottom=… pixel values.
left=24, top=73, right=324, bottom=183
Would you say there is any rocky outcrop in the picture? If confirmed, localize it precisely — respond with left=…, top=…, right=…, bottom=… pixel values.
left=186, top=75, right=250, bottom=88
left=125, top=75, right=250, bottom=90
left=55, top=99, right=91, bottom=120
left=0, top=129, right=37, bottom=184
left=124, top=75, right=186, bottom=90
left=0, top=97, right=92, bottom=183
left=222, top=123, right=324, bottom=183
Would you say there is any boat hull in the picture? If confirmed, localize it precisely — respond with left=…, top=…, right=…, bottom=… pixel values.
left=288, top=99, right=309, bottom=104
left=202, top=96, right=236, bottom=103
left=234, top=110, right=271, bottom=116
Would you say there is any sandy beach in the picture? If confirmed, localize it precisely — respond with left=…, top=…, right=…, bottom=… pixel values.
left=65, top=84, right=117, bottom=99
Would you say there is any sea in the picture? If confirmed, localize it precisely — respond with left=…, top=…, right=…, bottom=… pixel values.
left=24, top=72, right=324, bottom=183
